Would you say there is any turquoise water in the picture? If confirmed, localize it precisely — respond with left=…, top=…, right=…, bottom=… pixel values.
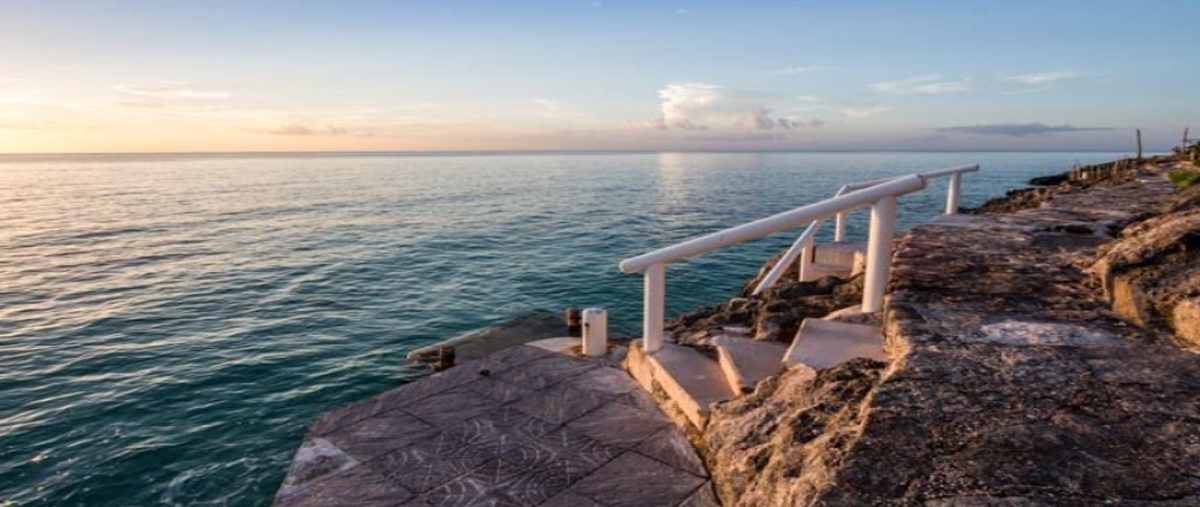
left=0, top=151, right=1124, bottom=506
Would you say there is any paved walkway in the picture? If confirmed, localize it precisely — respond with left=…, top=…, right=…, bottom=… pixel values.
left=275, top=345, right=718, bottom=507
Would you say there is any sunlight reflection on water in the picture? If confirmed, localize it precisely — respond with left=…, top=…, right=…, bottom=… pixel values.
left=0, top=151, right=1124, bottom=506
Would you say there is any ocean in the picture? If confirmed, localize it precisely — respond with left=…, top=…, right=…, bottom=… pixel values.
left=0, top=151, right=1125, bottom=506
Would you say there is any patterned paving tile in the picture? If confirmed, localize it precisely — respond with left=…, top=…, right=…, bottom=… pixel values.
left=277, top=462, right=414, bottom=507
left=418, top=457, right=569, bottom=507
left=276, top=437, right=360, bottom=498
left=634, top=427, right=709, bottom=478
left=612, top=389, right=672, bottom=423
left=410, top=472, right=524, bottom=507
left=404, top=390, right=504, bottom=428
left=288, top=348, right=718, bottom=507
left=565, top=367, right=639, bottom=396
left=537, top=491, right=606, bottom=507
left=569, top=452, right=706, bottom=507
left=567, top=401, right=669, bottom=450
left=678, top=482, right=721, bottom=507
left=476, top=345, right=559, bottom=373
left=327, top=410, right=441, bottom=461
left=465, top=377, right=537, bottom=404
left=446, top=410, right=557, bottom=459
left=494, top=356, right=599, bottom=391
left=305, top=347, right=565, bottom=437
left=308, top=374, right=469, bottom=436
left=370, top=432, right=492, bottom=494
left=509, top=428, right=621, bottom=485
left=511, top=384, right=608, bottom=425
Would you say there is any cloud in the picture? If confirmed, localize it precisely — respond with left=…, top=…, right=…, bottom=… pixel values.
left=999, top=87, right=1052, bottom=95
left=113, top=82, right=229, bottom=99
left=737, top=106, right=774, bottom=130
left=780, top=66, right=827, bottom=75
left=1005, top=70, right=1081, bottom=85
left=263, top=123, right=360, bottom=137
left=935, top=122, right=1112, bottom=137
left=651, top=82, right=819, bottom=133
left=871, top=74, right=972, bottom=95
left=840, top=105, right=889, bottom=118
left=532, top=98, right=562, bottom=112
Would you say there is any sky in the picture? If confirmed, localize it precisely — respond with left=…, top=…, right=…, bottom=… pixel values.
left=0, top=0, right=1196, bottom=153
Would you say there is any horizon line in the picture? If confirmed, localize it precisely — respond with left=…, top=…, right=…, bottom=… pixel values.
left=0, top=148, right=1145, bottom=158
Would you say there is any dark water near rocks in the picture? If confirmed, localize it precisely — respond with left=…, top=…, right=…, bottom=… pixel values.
left=0, top=151, right=1124, bottom=506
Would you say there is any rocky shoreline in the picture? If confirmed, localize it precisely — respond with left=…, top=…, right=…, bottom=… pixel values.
left=666, top=153, right=1200, bottom=505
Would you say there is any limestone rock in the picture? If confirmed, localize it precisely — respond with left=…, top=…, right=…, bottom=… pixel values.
left=701, top=164, right=1200, bottom=505
left=666, top=275, right=863, bottom=346
left=1093, top=208, right=1200, bottom=336
left=703, top=359, right=885, bottom=507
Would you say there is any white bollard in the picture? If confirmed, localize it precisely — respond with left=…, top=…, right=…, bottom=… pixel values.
left=643, top=264, right=665, bottom=353
left=862, top=196, right=897, bottom=313
left=581, top=308, right=608, bottom=357
left=835, top=211, right=848, bottom=242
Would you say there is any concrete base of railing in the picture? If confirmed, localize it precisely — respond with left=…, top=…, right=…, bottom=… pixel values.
left=624, top=340, right=736, bottom=430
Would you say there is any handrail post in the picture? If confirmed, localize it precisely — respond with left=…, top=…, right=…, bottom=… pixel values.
left=642, top=263, right=666, bottom=353
left=798, top=237, right=815, bottom=282
left=945, top=172, right=962, bottom=214
left=862, top=196, right=897, bottom=313
left=834, top=212, right=848, bottom=242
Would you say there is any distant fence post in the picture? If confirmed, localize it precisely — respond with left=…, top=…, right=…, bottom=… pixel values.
left=1136, top=129, right=1143, bottom=161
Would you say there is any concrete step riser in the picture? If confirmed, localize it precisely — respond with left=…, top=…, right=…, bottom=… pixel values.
left=784, top=318, right=887, bottom=370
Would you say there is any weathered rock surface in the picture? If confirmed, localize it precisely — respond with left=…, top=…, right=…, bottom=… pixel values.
left=1093, top=179, right=1200, bottom=350
left=704, top=166, right=1200, bottom=506
left=704, top=359, right=884, bottom=506
left=967, top=158, right=1170, bottom=215
left=668, top=273, right=863, bottom=346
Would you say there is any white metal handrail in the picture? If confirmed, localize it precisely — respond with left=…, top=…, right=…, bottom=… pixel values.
left=754, top=164, right=978, bottom=295
left=618, top=164, right=978, bottom=353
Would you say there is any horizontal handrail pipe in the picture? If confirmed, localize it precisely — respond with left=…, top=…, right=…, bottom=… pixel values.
left=752, top=218, right=823, bottom=296
left=618, top=174, right=927, bottom=275
left=619, top=163, right=978, bottom=354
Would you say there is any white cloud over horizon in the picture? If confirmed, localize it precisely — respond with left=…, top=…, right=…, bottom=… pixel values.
left=648, top=82, right=823, bottom=133
left=840, top=105, right=890, bottom=118
left=780, top=66, right=828, bottom=75
left=1005, top=70, right=1082, bottom=85
left=871, top=74, right=972, bottom=95
left=113, top=82, right=230, bottom=99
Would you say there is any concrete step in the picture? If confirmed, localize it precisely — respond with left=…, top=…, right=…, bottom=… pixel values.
left=625, top=341, right=737, bottom=429
left=783, top=318, right=887, bottom=370
left=711, top=335, right=788, bottom=394
left=814, top=241, right=866, bottom=267
left=800, top=261, right=853, bottom=282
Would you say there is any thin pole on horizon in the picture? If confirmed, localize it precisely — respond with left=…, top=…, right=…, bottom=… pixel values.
left=1136, top=129, right=1143, bottom=161
left=1184, top=128, right=1190, bottom=152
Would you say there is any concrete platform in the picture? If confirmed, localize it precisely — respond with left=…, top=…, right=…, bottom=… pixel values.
left=814, top=241, right=865, bottom=267
left=710, top=335, right=787, bottom=394
left=276, top=345, right=718, bottom=506
left=783, top=319, right=886, bottom=369
left=625, top=342, right=736, bottom=430
left=799, top=261, right=853, bottom=282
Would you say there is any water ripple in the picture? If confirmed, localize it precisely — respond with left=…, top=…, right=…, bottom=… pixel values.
left=0, top=151, right=1122, bottom=506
